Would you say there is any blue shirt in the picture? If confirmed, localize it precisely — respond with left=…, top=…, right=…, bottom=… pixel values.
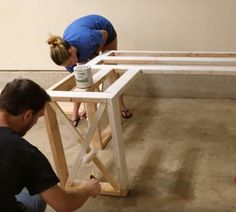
left=63, top=15, right=114, bottom=72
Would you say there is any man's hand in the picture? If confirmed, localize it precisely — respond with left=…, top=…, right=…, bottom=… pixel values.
left=86, top=178, right=101, bottom=197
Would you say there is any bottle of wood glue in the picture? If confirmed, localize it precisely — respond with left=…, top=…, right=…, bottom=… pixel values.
left=73, top=63, right=93, bottom=88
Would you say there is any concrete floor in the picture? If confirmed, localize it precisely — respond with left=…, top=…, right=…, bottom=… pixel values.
left=26, top=96, right=236, bottom=212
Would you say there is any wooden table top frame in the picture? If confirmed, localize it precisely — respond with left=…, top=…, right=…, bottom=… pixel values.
left=87, top=50, right=236, bottom=76
left=44, top=50, right=236, bottom=197
left=44, top=65, right=140, bottom=197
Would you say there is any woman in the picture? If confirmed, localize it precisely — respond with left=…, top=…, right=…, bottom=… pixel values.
left=47, top=14, right=132, bottom=127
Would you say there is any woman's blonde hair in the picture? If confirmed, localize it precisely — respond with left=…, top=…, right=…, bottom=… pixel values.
left=47, top=35, right=71, bottom=65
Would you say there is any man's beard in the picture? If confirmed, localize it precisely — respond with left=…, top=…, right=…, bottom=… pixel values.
left=18, top=122, right=33, bottom=136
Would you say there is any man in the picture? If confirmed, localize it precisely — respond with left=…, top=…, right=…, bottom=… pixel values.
left=0, top=78, right=101, bottom=212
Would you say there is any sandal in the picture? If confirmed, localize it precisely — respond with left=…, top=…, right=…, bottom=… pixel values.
left=71, top=117, right=80, bottom=127
left=121, top=109, right=132, bottom=119
left=80, top=112, right=87, bottom=119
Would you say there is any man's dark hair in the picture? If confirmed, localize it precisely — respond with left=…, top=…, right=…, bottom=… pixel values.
left=0, top=78, right=51, bottom=115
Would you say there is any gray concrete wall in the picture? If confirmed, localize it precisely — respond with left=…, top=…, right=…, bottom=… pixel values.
left=1, top=71, right=236, bottom=99
left=0, top=71, right=68, bottom=90
left=125, top=74, right=236, bottom=99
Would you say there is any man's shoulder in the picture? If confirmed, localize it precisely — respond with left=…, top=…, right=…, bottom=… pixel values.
left=0, top=127, right=24, bottom=144
left=0, top=127, right=36, bottom=153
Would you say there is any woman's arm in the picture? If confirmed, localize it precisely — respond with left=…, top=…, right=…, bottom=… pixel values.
left=95, top=30, right=108, bottom=54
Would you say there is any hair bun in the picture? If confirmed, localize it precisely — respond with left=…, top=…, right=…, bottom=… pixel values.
left=47, top=35, right=63, bottom=47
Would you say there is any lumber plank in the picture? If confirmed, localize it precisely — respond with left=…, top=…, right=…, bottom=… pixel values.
left=44, top=102, right=69, bottom=187
left=66, top=103, right=106, bottom=187
left=92, top=156, right=120, bottom=191
left=91, top=64, right=236, bottom=76
left=66, top=181, right=123, bottom=196
left=112, top=50, right=236, bottom=57
left=85, top=102, right=103, bottom=149
left=47, top=90, right=111, bottom=103
left=107, top=98, right=129, bottom=194
left=102, top=56, right=236, bottom=66
left=105, top=68, right=141, bottom=98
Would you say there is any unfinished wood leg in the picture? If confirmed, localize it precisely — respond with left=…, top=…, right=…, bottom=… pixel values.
left=50, top=102, right=84, bottom=143
left=65, top=153, right=122, bottom=196
left=94, top=87, right=112, bottom=148
left=44, top=102, right=69, bottom=188
left=85, top=102, right=103, bottom=149
left=66, top=103, right=106, bottom=187
left=49, top=102, right=120, bottom=195
left=107, top=97, right=129, bottom=196
left=92, top=156, right=119, bottom=191
left=85, top=100, right=112, bottom=149
left=66, top=182, right=122, bottom=196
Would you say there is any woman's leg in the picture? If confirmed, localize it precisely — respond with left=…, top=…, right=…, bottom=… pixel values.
left=71, top=102, right=81, bottom=127
left=16, top=187, right=46, bottom=212
left=103, top=38, right=132, bottom=118
left=71, top=102, right=87, bottom=127
left=103, top=37, right=117, bottom=51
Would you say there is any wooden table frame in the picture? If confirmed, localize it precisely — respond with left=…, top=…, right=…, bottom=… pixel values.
left=45, top=63, right=140, bottom=196
left=44, top=50, right=236, bottom=197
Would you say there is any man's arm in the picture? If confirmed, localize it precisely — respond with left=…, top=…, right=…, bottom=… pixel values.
left=40, top=178, right=101, bottom=212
